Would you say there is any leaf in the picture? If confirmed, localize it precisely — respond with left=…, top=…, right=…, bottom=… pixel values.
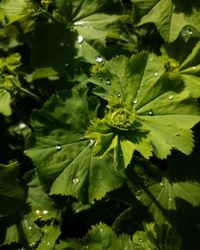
left=29, top=23, right=77, bottom=73
left=55, top=223, right=135, bottom=250
left=54, top=0, right=133, bottom=63
left=25, top=89, right=124, bottom=203
left=0, top=162, right=24, bottom=217
left=0, top=89, right=12, bottom=116
left=25, top=67, right=58, bottom=83
left=134, top=0, right=200, bottom=42
left=161, top=39, right=200, bottom=97
left=0, top=213, right=42, bottom=247
left=0, top=0, right=35, bottom=24
left=24, top=171, right=58, bottom=222
left=89, top=53, right=200, bottom=159
left=36, top=225, right=61, bottom=250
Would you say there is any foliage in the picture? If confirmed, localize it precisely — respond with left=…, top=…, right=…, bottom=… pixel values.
left=0, top=0, right=200, bottom=249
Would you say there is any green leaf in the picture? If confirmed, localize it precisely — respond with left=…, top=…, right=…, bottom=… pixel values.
left=25, top=67, right=58, bottom=83
left=36, top=225, right=61, bottom=250
left=54, top=0, right=133, bottom=63
left=0, top=89, right=12, bottom=116
left=89, top=53, right=200, bottom=159
left=0, top=213, right=42, bottom=247
left=161, top=39, right=200, bottom=97
left=134, top=0, right=200, bottom=42
left=24, top=171, right=58, bottom=222
left=0, top=162, right=24, bottom=217
left=55, top=223, right=135, bottom=250
left=0, top=0, right=35, bottom=24
left=25, top=89, right=123, bottom=203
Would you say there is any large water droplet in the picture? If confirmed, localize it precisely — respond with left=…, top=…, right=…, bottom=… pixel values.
left=148, top=109, right=153, bottom=116
left=55, top=144, right=62, bottom=151
left=19, top=123, right=26, bottom=130
left=72, top=177, right=79, bottom=185
left=154, top=71, right=159, bottom=77
left=43, top=210, right=48, bottom=215
left=96, top=55, right=103, bottom=63
left=168, top=95, right=173, bottom=100
left=133, top=98, right=137, bottom=104
left=77, top=35, right=84, bottom=44
left=35, top=209, right=40, bottom=214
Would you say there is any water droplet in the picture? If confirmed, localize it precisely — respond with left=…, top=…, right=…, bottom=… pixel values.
left=43, top=210, right=48, bottom=215
left=35, top=210, right=40, bottom=214
left=83, top=246, right=89, bottom=249
left=55, top=144, right=62, bottom=151
left=148, top=109, right=153, bottom=116
left=65, top=63, right=69, bottom=67
left=28, top=226, right=32, bottom=230
left=47, top=242, right=50, bottom=246
left=100, top=228, right=103, bottom=232
left=117, top=93, right=121, bottom=97
left=29, top=242, right=35, bottom=248
left=19, top=123, right=26, bottom=130
left=133, top=98, right=137, bottom=104
left=136, top=196, right=141, bottom=200
left=168, top=95, right=173, bottom=100
left=60, top=42, right=64, bottom=46
left=88, top=139, right=96, bottom=147
left=106, top=78, right=111, bottom=85
left=139, top=237, right=143, bottom=242
left=154, top=71, right=159, bottom=77
left=96, top=55, right=103, bottom=63
left=192, top=66, right=196, bottom=70
left=160, top=182, right=163, bottom=186
left=72, top=177, right=79, bottom=185
left=77, top=35, right=84, bottom=44
left=186, top=28, right=193, bottom=35
left=169, top=197, right=172, bottom=202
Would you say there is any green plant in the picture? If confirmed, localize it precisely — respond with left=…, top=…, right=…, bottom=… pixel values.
left=0, top=0, right=200, bottom=249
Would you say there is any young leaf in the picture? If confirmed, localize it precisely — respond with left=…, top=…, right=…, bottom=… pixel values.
left=0, top=162, right=24, bottom=217
left=25, top=89, right=124, bottom=203
left=89, top=53, right=200, bottom=159
left=0, top=89, right=12, bottom=116
left=133, top=0, right=200, bottom=42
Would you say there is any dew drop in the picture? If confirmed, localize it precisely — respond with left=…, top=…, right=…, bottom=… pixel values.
left=117, top=93, right=121, bottom=97
left=148, top=109, right=153, bottom=116
left=133, top=98, right=137, bottom=104
left=139, top=237, right=143, bottom=242
left=100, top=228, right=103, bottom=232
left=106, top=78, right=111, bottom=85
left=28, top=226, right=32, bottom=230
left=96, top=55, right=103, bottom=63
left=47, top=242, right=50, bottom=246
left=72, top=177, right=79, bottom=185
left=43, top=210, right=48, bottom=215
left=35, top=209, right=40, bottom=214
left=168, top=95, right=173, bottom=100
left=154, top=71, right=159, bottom=77
left=55, top=144, right=62, bottom=151
left=3, top=89, right=7, bottom=93
left=77, top=35, right=84, bottom=44
left=160, top=182, right=163, bottom=186
left=19, top=123, right=26, bottom=130
left=29, top=242, right=35, bottom=248
left=169, top=197, right=172, bottom=202
left=60, top=42, right=64, bottom=46
left=88, top=139, right=96, bottom=147
left=65, top=63, right=69, bottom=67
left=192, top=66, right=196, bottom=70
left=136, top=196, right=141, bottom=200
